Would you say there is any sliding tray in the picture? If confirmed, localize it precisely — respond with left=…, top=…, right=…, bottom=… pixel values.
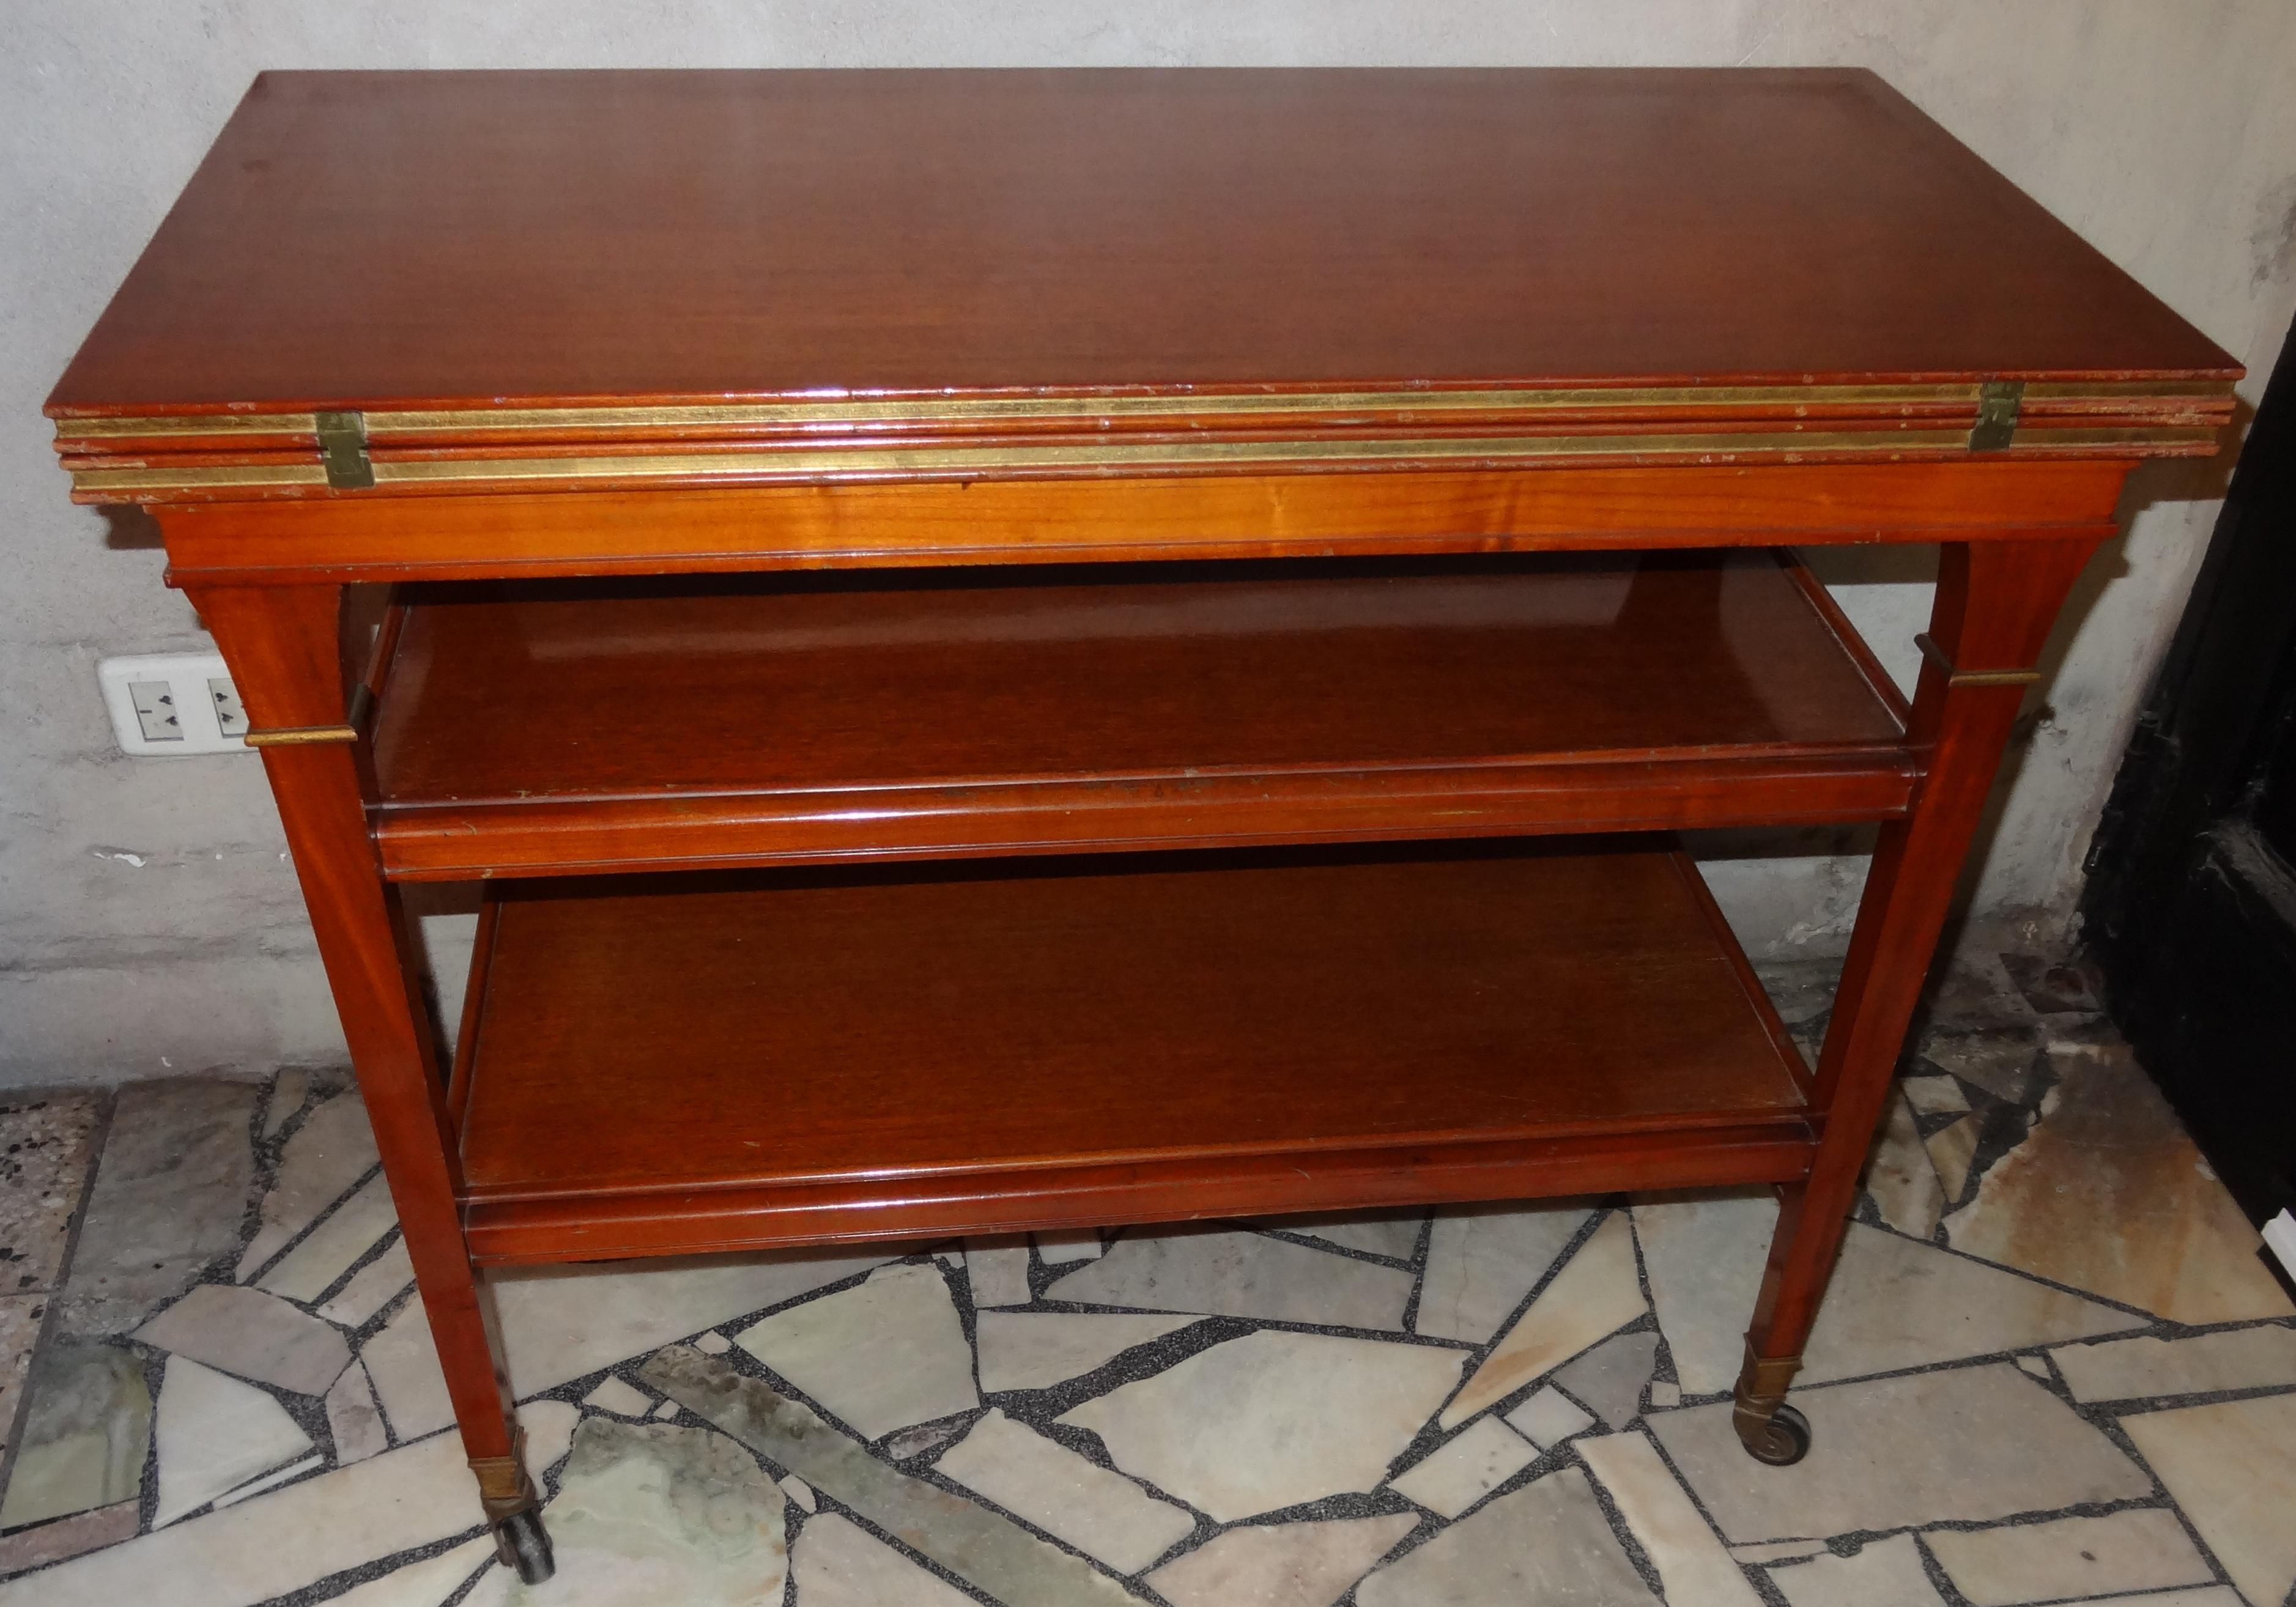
left=450, top=838, right=1816, bottom=1264
left=371, top=549, right=1911, bottom=879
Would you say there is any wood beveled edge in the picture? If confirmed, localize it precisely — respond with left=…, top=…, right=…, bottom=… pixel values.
left=457, top=1118, right=1816, bottom=1265
left=64, top=422, right=2224, bottom=504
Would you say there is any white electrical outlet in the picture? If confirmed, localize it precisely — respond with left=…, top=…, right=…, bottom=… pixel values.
left=97, top=653, right=254, bottom=755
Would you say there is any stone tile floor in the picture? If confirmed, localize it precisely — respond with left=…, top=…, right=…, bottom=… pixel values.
left=0, top=950, right=2291, bottom=1606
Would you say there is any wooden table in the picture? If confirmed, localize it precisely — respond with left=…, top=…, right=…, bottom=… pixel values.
left=47, top=68, right=2236, bottom=1581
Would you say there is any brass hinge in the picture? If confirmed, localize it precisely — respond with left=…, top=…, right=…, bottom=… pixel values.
left=315, top=410, right=374, bottom=489
left=1969, top=379, right=2024, bottom=452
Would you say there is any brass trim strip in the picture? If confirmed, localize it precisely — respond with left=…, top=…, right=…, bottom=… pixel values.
left=67, top=424, right=2220, bottom=499
left=245, top=723, right=360, bottom=747
left=1915, top=632, right=2045, bottom=687
left=51, top=377, right=2235, bottom=445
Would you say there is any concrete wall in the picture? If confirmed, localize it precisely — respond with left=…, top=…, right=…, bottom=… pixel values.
left=4, top=3, right=2294, bottom=1082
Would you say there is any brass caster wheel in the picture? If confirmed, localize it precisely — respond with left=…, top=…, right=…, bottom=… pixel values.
left=1740, top=1402, right=1812, bottom=1467
left=493, top=1508, right=555, bottom=1584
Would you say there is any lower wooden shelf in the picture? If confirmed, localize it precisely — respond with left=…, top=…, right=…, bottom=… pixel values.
left=451, top=838, right=1816, bottom=1264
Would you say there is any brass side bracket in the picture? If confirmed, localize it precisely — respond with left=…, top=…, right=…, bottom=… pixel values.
left=316, top=409, right=375, bottom=490
left=1916, top=632, right=2043, bottom=688
left=1969, top=379, right=2024, bottom=451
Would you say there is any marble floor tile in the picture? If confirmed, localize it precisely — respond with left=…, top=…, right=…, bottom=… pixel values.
left=0, top=1400, right=574, bottom=1607
left=2120, top=1391, right=2296, bottom=1607
left=1799, top=1224, right=2143, bottom=1384
left=1647, top=1364, right=2152, bottom=1542
left=1648, top=1379, right=1680, bottom=1406
left=2051, top=1323, right=2296, bottom=1402
left=1032, top=1230, right=1103, bottom=1265
left=694, top=1329, right=733, bottom=1354
left=1059, top=1330, right=1465, bottom=1523
left=150, top=1356, right=313, bottom=1526
left=1918, top=1022, right=2043, bottom=1104
left=259, top=1068, right=311, bottom=1143
left=1926, top=1115, right=1980, bottom=1202
left=325, top=1361, right=388, bottom=1465
left=975, top=1312, right=1200, bottom=1394
left=574, top=1377, right=646, bottom=1418
left=321, top=1534, right=495, bottom=1607
left=1355, top=1468, right=1658, bottom=1607
left=1865, top=1089, right=1946, bottom=1238
left=1768, top=1534, right=1945, bottom=1607
left=643, top=1345, right=1144, bottom=1607
left=1632, top=1191, right=1775, bottom=1395
left=210, top=1452, right=322, bottom=1506
left=936, top=1408, right=1194, bottom=1573
left=1732, top=1539, right=1826, bottom=1564
left=1923, top=952, right=2035, bottom=1027
left=1552, top=1329, right=1656, bottom=1428
left=0, top=1093, right=101, bottom=1293
left=2061, top=1591, right=2240, bottom=1607
left=237, top=1092, right=380, bottom=1280
left=1413, top=1202, right=1591, bottom=1345
left=317, top=1237, right=413, bottom=1330
left=1387, top=1417, right=1535, bottom=1518
left=464, top=1417, right=788, bottom=1607
left=1577, top=1429, right=1763, bottom=1607
left=1144, top=1513, right=1417, bottom=1607
left=1752, top=959, right=1839, bottom=1028
left=965, top=1237, right=1034, bottom=1309
left=1046, top=1225, right=1413, bottom=1331
left=791, top=1512, right=975, bottom=1606
left=0, top=1499, right=137, bottom=1576
left=650, top=1398, right=680, bottom=1420
left=0, top=1296, right=43, bottom=1472
left=1924, top=1508, right=2213, bottom=1606
left=256, top=1173, right=398, bottom=1304
left=1503, top=1385, right=1594, bottom=1449
left=1945, top=1045, right=2294, bottom=1323
left=57, top=1081, right=256, bottom=1336
left=136, top=1283, right=349, bottom=1395
left=780, top=1474, right=815, bottom=1510
left=737, top=1263, right=977, bottom=1441
left=1441, top=1211, right=1642, bottom=1428
left=1251, top=1211, right=1423, bottom=1260
left=369, top=1248, right=893, bottom=1440
left=0, top=1341, right=151, bottom=1529
left=1901, top=1075, right=1970, bottom=1116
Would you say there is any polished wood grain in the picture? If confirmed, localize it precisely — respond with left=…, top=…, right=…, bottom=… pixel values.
left=368, top=552, right=1910, bottom=878
left=452, top=841, right=1812, bottom=1262
left=53, top=69, right=2232, bottom=416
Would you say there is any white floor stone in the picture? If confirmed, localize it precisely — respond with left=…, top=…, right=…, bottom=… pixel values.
left=1414, top=1202, right=1591, bottom=1345
left=1032, top=1230, right=1104, bottom=1265
left=935, top=1408, right=1194, bottom=1574
left=1441, top=1212, right=1643, bottom=1427
left=1253, top=1211, right=1423, bottom=1260
left=2059, top=1591, right=2240, bottom=1607
left=1355, top=1468, right=1658, bottom=1607
left=137, top=1283, right=350, bottom=1395
left=736, top=1263, right=978, bottom=1441
left=1553, top=1329, right=1657, bottom=1428
left=1388, top=1418, right=1535, bottom=1518
left=368, top=1248, right=892, bottom=1439
left=326, top=1361, right=388, bottom=1465
left=780, top=1474, right=815, bottom=1511
left=211, top=1452, right=322, bottom=1506
left=1145, top=1513, right=1418, bottom=1607
left=0, top=1401, right=575, bottom=1607
left=1902, top=1075, right=1970, bottom=1115
left=581, top=1376, right=655, bottom=1417
left=1634, top=1192, right=1776, bottom=1394
left=319, top=1238, right=414, bottom=1329
left=1503, top=1386, right=1594, bottom=1449
left=1578, top=1429, right=1763, bottom=1607
left=1924, top=1509, right=2213, bottom=1606
left=2120, top=1392, right=2296, bottom=1607
left=965, top=1238, right=1033, bottom=1309
left=150, top=1356, right=314, bottom=1527
left=976, top=1312, right=1200, bottom=1394
left=237, top=1094, right=380, bottom=1280
left=322, top=1535, right=497, bottom=1607
left=1768, top=1534, right=1945, bottom=1607
left=256, top=1174, right=399, bottom=1304
left=1059, top=1330, right=1465, bottom=1522
left=1045, top=1225, right=1413, bottom=1330
left=791, top=1513, right=976, bottom=1606
left=1865, top=1089, right=1946, bottom=1239
left=1646, top=1364, right=2152, bottom=1543
left=2050, top=1323, right=2296, bottom=1402
left=1927, top=1115, right=1980, bottom=1200
left=464, top=1417, right=787, bottom=1607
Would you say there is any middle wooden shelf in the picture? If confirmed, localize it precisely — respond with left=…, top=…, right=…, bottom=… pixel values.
left=368, top=549, right=1912, bottom=881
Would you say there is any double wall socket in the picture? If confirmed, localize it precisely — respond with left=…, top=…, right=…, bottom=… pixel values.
left=97, top=652, right=253, bottom=755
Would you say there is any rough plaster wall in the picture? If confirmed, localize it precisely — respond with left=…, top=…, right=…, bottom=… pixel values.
left=4, top=3, right=2294, bottom=1082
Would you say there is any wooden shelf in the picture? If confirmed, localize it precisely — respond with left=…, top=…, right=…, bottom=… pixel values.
left=451, top=840, right=1816, bottom=1264
left=371, top=550, right=1910, bottom=879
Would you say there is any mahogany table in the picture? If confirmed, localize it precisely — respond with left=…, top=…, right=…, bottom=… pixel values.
left=47, top=68, right=2237, bottom=1579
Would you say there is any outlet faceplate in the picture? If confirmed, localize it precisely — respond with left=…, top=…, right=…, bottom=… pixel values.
left=97, top=653, right=253, bottom=755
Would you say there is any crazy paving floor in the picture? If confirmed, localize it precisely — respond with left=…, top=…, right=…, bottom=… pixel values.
left=1, top=950, right=2292, bottom=1607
